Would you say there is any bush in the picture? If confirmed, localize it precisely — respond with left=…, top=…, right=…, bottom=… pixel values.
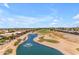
left=38, top=39, right=44, bottom=42
left=4, top=48, right=13, bottom=55
left=0, top=31, right=5, bottom=34
left=38, top=37, right=44, bottom=42
left=38, top=36, right=59, bottom=43
left=76, top=48, right=79, bottom=51
left=14, top=39, right=21, bottom=46
left=0, top=39, right=6, bottom=43
left=45, top=39, right=59, bottom=43
left=14, top=41, right=19, bottom=46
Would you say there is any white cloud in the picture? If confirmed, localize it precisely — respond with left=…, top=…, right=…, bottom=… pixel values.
left=51, top=22, right=57, bottom=25
left=4, top=3, right=9, bottom=8
left=53, top=19, right=58, bottom=22
left=0, top=13, right=63, bottom=28
left=72, top=14, right=79, bottom=27
left=73, top=14, right=79, bottom=20
left=0, top=8, right=62, bottom=28
left=49, top=22, right=57, bottom=27
left=75, top=21, right=79, bottom=24
left=73, top=21, right=79, bottom=27
left=14, top=15, right=62, bottom=28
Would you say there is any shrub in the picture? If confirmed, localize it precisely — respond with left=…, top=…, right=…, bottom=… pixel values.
left=38, top=36, right=59, bottom=43
left=14, top=39, right=21, bottom=46
left=4, top=48, right=13, bottom=55
left=45, top=39, right=59, bottom=43
left=76, top=48, right=79, bottom=51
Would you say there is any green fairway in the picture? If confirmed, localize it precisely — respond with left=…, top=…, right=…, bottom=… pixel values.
left=38, top=29, right=50, bottom=34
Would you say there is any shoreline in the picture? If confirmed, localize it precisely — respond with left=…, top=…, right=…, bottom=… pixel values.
left=1, top=31, right=79, bottom=55
left=14, top=32, right=33, bottom=55
left=34, top=39, right=66, bottom=55
left=33, top=35, right=65, bottom=55
left=0, top=32, right=32, bottom=55
left=15, top=32, right=36, bottom=55
left=33, top=32, right=79, bottom=55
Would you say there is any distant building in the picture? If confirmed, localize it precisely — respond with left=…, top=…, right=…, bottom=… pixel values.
left=0, top=35, right=4, bottom=39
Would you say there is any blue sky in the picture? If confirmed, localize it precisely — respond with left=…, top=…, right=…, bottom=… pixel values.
left=0, top=3, right=79, bottom=28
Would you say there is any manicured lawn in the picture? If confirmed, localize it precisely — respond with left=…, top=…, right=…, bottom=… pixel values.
left=38, top=29, right=50, bottom=34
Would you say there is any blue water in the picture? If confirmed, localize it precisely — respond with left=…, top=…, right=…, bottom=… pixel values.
left=16, top=34, right=63, bottom=55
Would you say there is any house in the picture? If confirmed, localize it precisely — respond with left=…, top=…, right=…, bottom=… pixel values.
left=0, top=35, right=4, bottom=39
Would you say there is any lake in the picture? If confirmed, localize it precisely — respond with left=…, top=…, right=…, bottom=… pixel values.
left=16, top=34, right=63, bottom=55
